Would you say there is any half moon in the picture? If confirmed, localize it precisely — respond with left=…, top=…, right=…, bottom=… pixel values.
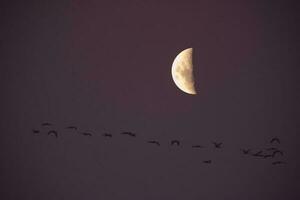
left=171, top=48, right=196, bottom=95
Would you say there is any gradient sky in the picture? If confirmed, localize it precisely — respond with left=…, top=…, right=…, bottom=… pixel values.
left=1, top=1, right=299, bottom=199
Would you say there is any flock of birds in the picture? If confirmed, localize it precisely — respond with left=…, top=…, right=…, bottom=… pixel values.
left=32, top=122, right=287, bottom=166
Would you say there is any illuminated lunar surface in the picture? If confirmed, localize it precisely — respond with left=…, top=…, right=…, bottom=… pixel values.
left=171, top=48, right=196, bottom=95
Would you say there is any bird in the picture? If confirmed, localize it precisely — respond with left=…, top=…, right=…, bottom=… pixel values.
left=66, top=126, right=77, bottom=130
left=103, top=133, right=112, bottom=138
left=32, top=129, right=40, bottom=134
left=272, top=161, right=286, bottom=165
left=265, top=147, right=279, bottom=151
left=263, top=154, right=273, bottom=159
left=241, top=148, right=251, bottom=155
left=203, top=160, right=212, bottom=164
left=41, top=122, right=52, bottom=126
left=81, top=132, right=92, bottom=136
left=121, top=131, right=136, bottom=137
left=171, top=140, right=180, bottom=146
left=270, top=137, right=280, bottom=144
left=192, top=145, right=204, bottom=148
left=272, top=150, right=283, bottom=157
left=48, top=130, right=58, bottom=138
left=212, top=142, right=222, bottom=148
left=147, top=140, right=160, bottom=146
left=252, top=151, right=264, bottom=157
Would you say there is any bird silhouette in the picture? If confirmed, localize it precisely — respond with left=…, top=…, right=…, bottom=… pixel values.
left=241, top=149, right=251, bottom=155
left=203, top=160, right=212, bottom=164
left=263, top=154, right=273, bottom=159
left=66, top=126, right=77, bottom=130
left=48, top=130, right=58, bottom=138
left=41, top=122, right=52, bottom=126
left=272, top=150, right=283, bottom=157
left=121, top=132, right=136, bottom=137
left=266, top=147, right=279, bottom=151
left=171, top=140, right=180, bottom=146
left=81, top=132, right=92, bottom=136
left=103, top=133, right=112, bottom=137
left=212, top=142, right=222, bottom=148
left=270, top=137, right=280, bottom=144
left=252, top=151, right=264, bottom=157
left=32, top=129, right=40, bottom=134
left=147, top=140, right=160, bottom=146
left=272, top=161, right=286, bottom=165
left=192, top=145, right=204, bottom=148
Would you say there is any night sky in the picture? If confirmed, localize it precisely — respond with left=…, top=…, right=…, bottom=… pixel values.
left=1, top=1, right=299, bottom=199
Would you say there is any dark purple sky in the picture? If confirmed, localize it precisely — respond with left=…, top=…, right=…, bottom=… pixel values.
left=70, top=0, right=262, bottom=117
left=1, top=1, right=299, bottom=199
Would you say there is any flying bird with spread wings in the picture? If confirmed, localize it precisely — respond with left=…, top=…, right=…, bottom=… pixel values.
left=270, top=137, right=280, bottom=144
left=66, top=126, right=78, bottom=130
left=171, top=140, right=180, bottom=146
left=147, top=140, right=160, bottom=146
left=252, top=150, right=264, bottom=157
left=263, top=154, right=273, bottom=159
left=265, top=147, right=279, bottom=151
left=41, top=122, right=52, bottom=126
left=121, top=131, right=136, bottom=137
left=81, top=132, right=92, bottom=136
left=212, top=142, right=222, bottom=148
left=103, top=133, right=112, bottom=137
left=48, top=130, right=58, bottom=138
left=192, top=145, right=204, bottom=148
left=272, top=150, right=283, bottom=157
left=241, top=149, right=251, bottom=155
left=32, top=129, right=40, bottom=134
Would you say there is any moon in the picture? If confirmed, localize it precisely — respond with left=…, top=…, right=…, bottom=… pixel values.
left=171, top=48, right=196, bottom=95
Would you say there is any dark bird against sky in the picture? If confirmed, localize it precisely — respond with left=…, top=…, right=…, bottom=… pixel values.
left=121, top=132, right=136, bottom=137
left=212, top=142, right=222, bottom=148
left=103, top=133, right=112, bottom=137
left=81, top=132, right=92, bottom=136
left=270, top=137, right=280, bottom=144
left=171, top=140, right=180, bottom=146
left=263, top=155, right=273, bottom=159
left=253, top=151, right=264, bottom=157
left=192, top=145, right=204, bottom=148
left=241, top=148, right=251, bottom=155
left=147, top=141, right=160, bottom=146
left=41, top=122, right=52, bottom=126
left=47, top=130, right=58, bottom=138
left=272, top=150, right=283, bottom=157
left=32, top=129, right=40, bottom=134
left=66, top=126, right=78, bottom=130
left=266, top=147, right=279, bottom=151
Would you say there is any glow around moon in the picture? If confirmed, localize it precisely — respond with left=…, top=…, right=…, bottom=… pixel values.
left=171, top=48, right=196, bottom=95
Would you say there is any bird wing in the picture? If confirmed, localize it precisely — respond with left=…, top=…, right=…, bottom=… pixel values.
left=42, top=123, right=52, bottom=126
left=271, top=138, right=280, bottom=143
left=193, top=145, right=204, bottom=148
left=48, top=131, right=58, bottom=137
left=149, top=141, right=160, bottom=145
left=66, top=126, right=77, bottom=129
